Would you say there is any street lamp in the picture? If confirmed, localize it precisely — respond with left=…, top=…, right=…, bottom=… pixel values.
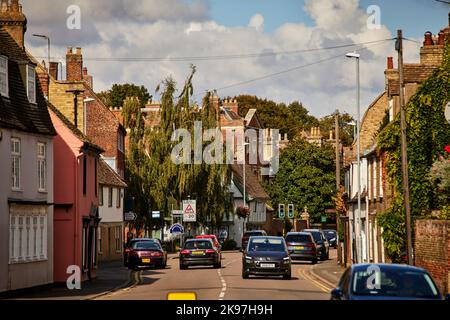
left=346, top=52, right=361, bottom=264
left=32, top=34, right=50, bottom=72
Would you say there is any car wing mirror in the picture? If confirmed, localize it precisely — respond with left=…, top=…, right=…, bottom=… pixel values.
left=331, top=288, right=343, bottom=299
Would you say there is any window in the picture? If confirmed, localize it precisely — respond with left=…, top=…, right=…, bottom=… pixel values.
left=9, top=206, right=48, bottom=264
left=117, top=132, right=124, bottom=153
left=99, top=186, right=103, bottom=206
left=11, top=138, right=20, bottom=190
left=108, top=187, right=113, bottom=207
left=116, top=188, right=121, bottom=208
left=0, top=55, right=8, bottom=97
left=83, top=156, right=87, bottom=196
left=27, top=65, right=36, bottom=104
left=37, top=143, right=46, bottom=192
left=115, top=226, right=122, bottom=253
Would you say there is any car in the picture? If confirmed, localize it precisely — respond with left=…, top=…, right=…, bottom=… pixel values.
left=196, top=234, right=221, bottom=252
left=179, top=238, right=222, bottom=269
left=241, top=230, right=267, bottom=251
left=285, top=232, right=318, bottom=264
left=303, top=229, right=330, bottom=260
left=242, top=236, right=292, bottom=280
left=124, top=238, right=162, bottom=267
left=331, top=264, right=448, bottom=300
left=323, top=229, right=338, bottom=249
left=125, top=238, right=167, bottom=270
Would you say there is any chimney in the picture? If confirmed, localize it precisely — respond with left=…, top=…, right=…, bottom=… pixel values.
left=0, top=0, right=27, bottom=48
left=209, top=92, right=220, bottom=117
left=82, top=67, right=93, bottom=89
left=223, top=98, right=239, bottom=114
left=387, top=57, right=394, bottom=70
left=438, top=31, right=445, bottom=46
left=423, top=31, right=434, bottom=46
left=66, top=46, right=83, bottom=81
left=37, top=61, right=49, bottom=97
left=49, top=62, right=58, bottom=80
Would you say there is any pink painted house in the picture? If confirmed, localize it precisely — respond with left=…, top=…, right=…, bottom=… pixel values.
left=48, top=103, right=103, bottom=283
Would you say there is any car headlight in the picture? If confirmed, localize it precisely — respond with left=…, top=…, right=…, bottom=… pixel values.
left=330, top=238, right=336, bottom=242
left=245, top=256, right=253, bottom=261
left=283, top=257, right=291, bottom=263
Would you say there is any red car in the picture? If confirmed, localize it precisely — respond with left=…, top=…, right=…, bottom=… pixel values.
left=195, top=235, right=221, bottom=251
left=126, top=239, right=167, bottom=270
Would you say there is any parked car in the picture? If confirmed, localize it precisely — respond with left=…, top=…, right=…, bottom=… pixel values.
left=125, top=238, right=167, bottom=270
left=241, top=230, right=267, bottom=251
left=285, top=232, right=318, bottom=264
left=124, top=238, right=162, bottom=267
left=303, top=229, right=329, bottom=260
left=242, top=236, right=292, bottom=280
left=331, top=264, right=448, bottom=300
left=323, top=229, right=338, bottom=249
left=196, top=234, right=221, bottom=252
left=180, top=238, right=222, bottom=269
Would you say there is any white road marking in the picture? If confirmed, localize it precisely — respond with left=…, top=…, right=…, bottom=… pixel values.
left=217, top=258, right=238, bottom=300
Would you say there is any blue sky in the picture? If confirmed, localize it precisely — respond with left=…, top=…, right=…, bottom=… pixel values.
left=210, top=0, right=449, bottom=39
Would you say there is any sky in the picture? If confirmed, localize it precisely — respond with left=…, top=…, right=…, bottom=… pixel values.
left=21, top=0, right=450, bottom=118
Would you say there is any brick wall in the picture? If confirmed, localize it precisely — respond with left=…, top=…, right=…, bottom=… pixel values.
left=414, top=219, right=450, bottom=295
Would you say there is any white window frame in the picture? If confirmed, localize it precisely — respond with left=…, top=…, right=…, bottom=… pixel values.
left=9, top=206, right=48, bottom=264
left=0, top=55, right=8, bottom=97
left=27, top=65, right=36, bottom=104
left=11, top=137, right=21, bottom=190
left=37, top=142, right=46, bottom=192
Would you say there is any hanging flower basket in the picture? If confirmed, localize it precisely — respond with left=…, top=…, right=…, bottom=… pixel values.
left=236, top=206, right=250, bottom=219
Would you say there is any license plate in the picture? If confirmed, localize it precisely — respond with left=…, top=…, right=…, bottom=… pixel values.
left=295, top=246, right=305, bottom=250
left=260, top=263, right=275, bottom=268
left=142, top=258, right=151, bottom=263
left=191, top=251, right=204, bottom=255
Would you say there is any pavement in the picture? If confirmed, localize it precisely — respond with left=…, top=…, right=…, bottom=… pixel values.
left=1, top=260, right=134, bottom=300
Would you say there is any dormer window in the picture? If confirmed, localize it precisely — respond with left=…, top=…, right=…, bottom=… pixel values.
left=0, top=55, right=8, bottom=97
left=27, top=65, right=36, bottom=104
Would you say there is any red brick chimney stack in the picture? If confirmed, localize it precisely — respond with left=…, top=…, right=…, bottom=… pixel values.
left=438, top=31, right=445, bottom=46
left=223, top=99, right=239, bottom=114
left=49, top=62, right=58, bottom=80
left=0, top=0, right=27, bottom=48
left=66, top=47, right=83, bottom=81
left=387, top=57, right=394, bottom=70
left=423, top=31, right=434, bottom=46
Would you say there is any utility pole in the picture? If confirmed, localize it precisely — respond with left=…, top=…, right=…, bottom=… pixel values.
left=335, top=111, right=340, bottom=189
left=396, top=30, right=413, bottom=265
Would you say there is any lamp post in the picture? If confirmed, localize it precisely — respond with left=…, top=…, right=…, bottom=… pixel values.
left=346, top=52, right=361, bottom=264
left=32, top=34, right=50, bottom=72
left=242, top=129, right=250, bottom=233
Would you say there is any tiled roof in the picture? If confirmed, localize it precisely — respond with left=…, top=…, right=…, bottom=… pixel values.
left=98, top=158, right=127, bottom=188
left=0, top=28, right=55, bottom=136
left=231, top=164, right=269, bottom=201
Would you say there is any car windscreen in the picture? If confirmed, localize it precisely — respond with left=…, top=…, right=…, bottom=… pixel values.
left=324, top=231, right=336, bottom=239
left=306, top=231, right=322, bottom=242
left=352, top=269, right=440, bottom=298
left=132, top=241, right=161, bottom=250
left=184, top=241, right=213, bottom=250
left=285, top=234, right=312, bottom=243
left=248, top=238, right=285, bottom=252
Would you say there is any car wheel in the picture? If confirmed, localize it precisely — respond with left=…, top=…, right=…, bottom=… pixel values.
left=312, top=258, right=318, bottom=264
left=242, top=269, right=249, bottom=279
left=283, top=272, right=292, bottom=280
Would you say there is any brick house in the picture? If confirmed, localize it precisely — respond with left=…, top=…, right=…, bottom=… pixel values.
left=0, top=7, right=56, bottom=292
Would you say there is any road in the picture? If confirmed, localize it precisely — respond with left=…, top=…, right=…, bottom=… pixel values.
left=98, top=251, right=338, bottom=300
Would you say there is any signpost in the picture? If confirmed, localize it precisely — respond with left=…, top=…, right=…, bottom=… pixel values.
left=124, top=212, right=137, bottom=221
left=152, top=211, right=161, bottom=219
left=171, top=210, right=183, bottom=217
left=183, top=200, right=197, bottom=222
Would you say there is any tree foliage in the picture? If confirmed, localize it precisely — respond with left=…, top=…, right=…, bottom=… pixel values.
left=98, top=83, right=152, bottom=108
left=265, top=137, right=336, bottom=222
left=377, top=44, right=450, bottom=261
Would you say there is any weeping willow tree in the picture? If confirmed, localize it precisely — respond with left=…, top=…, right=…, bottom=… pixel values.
left=123, top=66, right=233, bottom=234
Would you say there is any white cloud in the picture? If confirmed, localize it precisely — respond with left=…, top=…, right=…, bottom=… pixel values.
left=23, top=0, right=425, bottom=118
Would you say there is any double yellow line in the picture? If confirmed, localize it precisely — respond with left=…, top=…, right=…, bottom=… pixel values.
left=298, top=268, right=333, bottom=293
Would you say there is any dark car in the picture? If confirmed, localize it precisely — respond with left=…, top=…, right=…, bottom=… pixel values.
left=241, top=230, right=267, bottom=251
left=331, top=264, right=448, bottom=300
left=124, top=238, right=162, bottom=267
left=196, top=234, right=222, bottom=253
left=126, top=239, right=167, bottom=270
left=303, top=229, right=329, bottom=260
left=323, top=229, right=338, bottom=249
left=285, top=232, right=318, bottom=264
left=242, top=236, right=291, bottom=280
left=180, top=239, right=222, bottom=269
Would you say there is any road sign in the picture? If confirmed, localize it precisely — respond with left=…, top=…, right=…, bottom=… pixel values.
left=278, top=204, right=285, bottom=219
left=124, top=212, right=137, bottom=221
left=171, top=210, right=183, bottom=216
left=152, top=211, right=161, bottom=219
left=321, top=216, right=327, bottom=223
left=288, top=204, right=294, bottom=219
left=183, top=200, right=197, bottom=222
left=169, top=223, right=184, bottom=234
left=445, top=102, right=450, bottom=124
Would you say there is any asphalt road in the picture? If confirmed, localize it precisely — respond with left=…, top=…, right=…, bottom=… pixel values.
left=98, top=251, right=334, bottom=300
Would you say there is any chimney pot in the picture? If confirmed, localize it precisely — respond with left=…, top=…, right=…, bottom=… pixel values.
left=424, top=31, right=434, bottom=46
left=67, top=47, right=73, bottom=54
left=76, top=47, right=82, bottom=55
left=387, top=57, right=394, bottom=70
left=438, top=31, right=445, bottom=46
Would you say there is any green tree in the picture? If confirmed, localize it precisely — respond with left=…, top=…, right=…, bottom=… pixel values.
left=318, top=112, right=355, bottom=147
left=98, top=83, right=152, bottom=108
left=266, top=137, right=336, bottom=223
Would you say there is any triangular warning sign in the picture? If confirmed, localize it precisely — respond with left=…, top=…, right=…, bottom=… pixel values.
left=184, top=204, right=195, bottom=214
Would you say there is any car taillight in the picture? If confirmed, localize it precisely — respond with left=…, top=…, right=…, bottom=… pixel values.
left=150, top=251, right=163, bottom=257
left=181, top=250, right=190, bottom=255
left=205, top=249, right=215, bottom=254
left=129, top=250, right=138, bottom=257
left=287, top=243, right=293, bottom=246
